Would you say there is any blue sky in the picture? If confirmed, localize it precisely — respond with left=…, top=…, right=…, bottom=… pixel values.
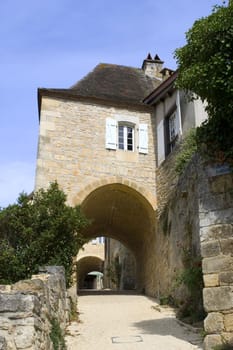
left=0, top=0, right=222, bottom=207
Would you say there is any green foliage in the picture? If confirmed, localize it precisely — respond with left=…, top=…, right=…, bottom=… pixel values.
left=175, top=243, right=205, bottom=322
left=175, top=2, right=233, bottom=164
left=0, top=182, right=88, bottom=286
left=159, top=294, right=175, bottom=306
left=49, top=318, right=66, bottom=350
left=175, top=129, right=197, bottom=174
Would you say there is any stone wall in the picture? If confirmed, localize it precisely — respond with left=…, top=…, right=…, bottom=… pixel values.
left=156, top=152, right=233, bottom=349
left=35, top=97, right=157, bottom=207
left=199, top=169, right=233, bottom=349
left=104, top=238, right=136, bottom=290
left=155, top=154, right=201, bottom=302
left=0, top=266, right=71, bottom=350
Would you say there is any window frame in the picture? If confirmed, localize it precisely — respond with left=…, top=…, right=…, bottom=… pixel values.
left=165, top=107, right=179, bottom=156
left=118, top=122, right=135, bottom=152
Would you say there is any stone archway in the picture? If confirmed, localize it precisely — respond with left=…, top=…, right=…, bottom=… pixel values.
left=76, top=256, right=104, bottom=289
left=77, top=182, right=157, bottom=294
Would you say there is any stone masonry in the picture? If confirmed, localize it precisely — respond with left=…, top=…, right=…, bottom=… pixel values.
left=35, top=97, right=157, bottom=209
left=199, top=170, right=233, bottom=349
left=0, top=266, right=71, bottom=350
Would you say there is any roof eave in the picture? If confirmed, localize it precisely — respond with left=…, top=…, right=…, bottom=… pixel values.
left=143, top=70, right=178, bottom=105
left=37, top=88, right=154, bottom=114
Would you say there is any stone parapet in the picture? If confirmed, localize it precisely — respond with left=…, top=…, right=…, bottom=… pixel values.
left=0, top=266, right=70, bottom=350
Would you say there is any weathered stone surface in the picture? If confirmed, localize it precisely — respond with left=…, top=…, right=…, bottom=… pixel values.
left=14, top=326, right=35, bottom=349
left=203, top=286, right=233, bottom=311
left=201, top=240, right=221, bottom=258
left=0, top=294, right=40, bottom=314
left=203, top=274, right=219, bottom=287
left=204, top=334, right=222, bottom=350
left=199, top=208, right=233, bottom=228
left=204, top=312, right=224, bottom=333
left=0, top=336, right=7, bottom=350
left=202, top=256, right=233, bottom=274
left=220, top=238, right=233, bottom=256
left=209, top=174, right=233, bottom=193
left=219, top=272, right=233, bottom=285
left=200, top=224, right=233, bottom=243
left=224, top=313, right=233, bottom=332
left=0, top=266, right=70, bottom=350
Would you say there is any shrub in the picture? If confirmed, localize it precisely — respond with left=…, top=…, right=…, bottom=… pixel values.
left=0, top=182, right=88, bottom=286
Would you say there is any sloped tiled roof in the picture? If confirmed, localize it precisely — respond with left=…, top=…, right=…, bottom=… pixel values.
left=39, top=63, right=161, bottom=107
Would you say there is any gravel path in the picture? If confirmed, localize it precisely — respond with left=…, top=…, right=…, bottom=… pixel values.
left=65, top=292, right=203, bottom=350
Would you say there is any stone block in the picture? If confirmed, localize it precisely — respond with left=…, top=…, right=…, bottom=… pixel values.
left=221, top=332, right=233, bottom=345
left=14, top=325, right=35, bottom=349
left=200, top=208, right=233, bottom=228
left=200, top=224, right=233, bottom=242
left=201, top=241, right=221, bottom=258
left=0, top=294, right=40, bottom=314
left=204, top=312, right=224, bottom=333
left=224, top=313, right=233, bottom=332
left=219, top=271, right=233, bottom=285
left=203, top=274, right=219, bottom=287
left=220, top=238, right=233, bottom=256
left=203, top=286, right=233, bottom=311
left=204, top=334, right=223, bottom=350
left=209, top=173, right=233, bottom=193
left=12, top=279, right=45, bottom=293
left=202, top=256, right=233, bottom=274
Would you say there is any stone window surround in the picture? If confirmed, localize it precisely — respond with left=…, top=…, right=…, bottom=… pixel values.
left=115, top=114, right=139, bottom=152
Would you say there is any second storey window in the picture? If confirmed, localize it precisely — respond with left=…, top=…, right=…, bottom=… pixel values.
left=105, top=117, right=148, bottom=154
left=118, top=124, right=134, bottom=151
left=165, top=110, right=179, bottom=155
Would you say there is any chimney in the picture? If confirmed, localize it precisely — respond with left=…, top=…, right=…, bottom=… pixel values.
left=160, top=67, right=175, bottom=81
left=142, top=53, right=164, bottom=80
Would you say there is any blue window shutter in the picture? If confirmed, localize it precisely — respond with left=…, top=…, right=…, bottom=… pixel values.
left=139, top=123, right=148, bottom=154
left=106, top=118, right=117, bottom=150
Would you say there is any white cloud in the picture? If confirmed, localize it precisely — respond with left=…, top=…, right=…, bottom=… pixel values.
left=0, top=161, right=35, bottom=208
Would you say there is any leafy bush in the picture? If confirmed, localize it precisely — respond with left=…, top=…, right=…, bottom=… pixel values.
left=175, top=2, right=233, bottom=164
left=0, top=182, right=88, bottom=286
left=175, top=128, right=197, bottom=174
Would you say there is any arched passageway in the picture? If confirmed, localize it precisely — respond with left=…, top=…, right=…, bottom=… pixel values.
left=76, top=256, right=104, bottom=289
left=79, top=183, right=156, bottom=293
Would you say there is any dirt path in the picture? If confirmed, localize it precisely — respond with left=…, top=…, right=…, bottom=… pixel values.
left=65, top=292, right=203, bottom=350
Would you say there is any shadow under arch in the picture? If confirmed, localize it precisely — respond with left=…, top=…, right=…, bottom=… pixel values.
left=78, top=182, right=156, bottom=292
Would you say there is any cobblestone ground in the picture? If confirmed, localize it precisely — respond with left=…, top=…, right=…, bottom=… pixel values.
left=65, top=291, right=203, bottom=350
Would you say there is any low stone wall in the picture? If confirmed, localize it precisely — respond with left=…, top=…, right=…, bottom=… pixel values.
left=199, top=170, right=233, bottom=349
left=0, top=266, right=71, bottom=350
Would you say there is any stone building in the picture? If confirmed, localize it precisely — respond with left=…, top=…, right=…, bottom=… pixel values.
left=35, top=53, right=233, bottom=348
left=35, top=53, right=206, bottom=294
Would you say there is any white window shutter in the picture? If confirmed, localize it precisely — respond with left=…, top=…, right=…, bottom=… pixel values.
left=106, top=118, right=117, bottom=150
left=139, top=123, right=148, bottom=154
left=157, top=119, right=165, bottom=166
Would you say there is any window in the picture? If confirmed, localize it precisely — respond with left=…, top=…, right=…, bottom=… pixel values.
left=105, top=118, right=148, bottom=154
left=118, top=124, right=134, bottom=151
left=165, top=110, right=179, bottom=155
